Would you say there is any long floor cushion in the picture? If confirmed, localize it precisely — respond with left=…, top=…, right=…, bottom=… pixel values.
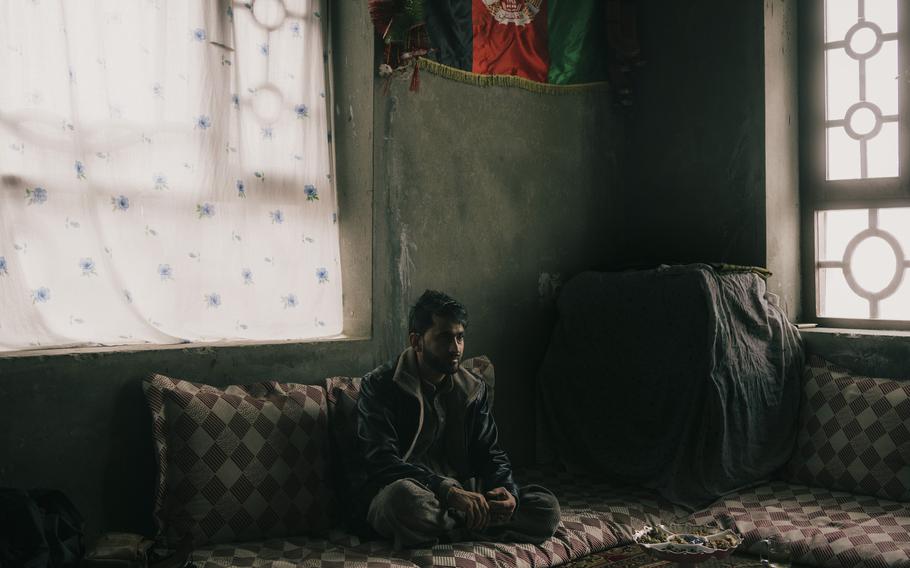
left=691, top=481, right=910, bottom=568
left=188, top=470, right=910, bottom=568
left=188, top=467, right=688, bottom=568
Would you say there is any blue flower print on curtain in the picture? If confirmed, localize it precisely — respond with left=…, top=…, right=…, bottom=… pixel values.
left=295, top=104, right=308, bottom=118
left=304, top=184, right=318, bottom=201
left=74, top=161, right=86, bottom=180
left=269, top=210, right=284, bottom=224
left=79, top=258, right=97, bottom=276
left=236, top=180, right=246, bottom=198
left=282, top=293, right=298, bottom=308
left=31, top=287, right=50, bottom=304
left=204, top=293, right=221, bottom=308
left=0, top=257, right=8, bottom=276
left=111, top=195, right=130, bottom=211
left=317, top=267, right=328, bottom=283
left=195, top=115, right=211, bottom=130
left=196, top=203, right=215, bottom=218
left=25, top=187, right=48, bottom=205
left=158, top=264, right=174, bottom=281
left=241, top=268, right=253, bottom=285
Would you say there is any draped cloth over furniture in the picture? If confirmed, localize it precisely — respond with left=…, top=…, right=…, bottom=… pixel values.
left=537, top=264, right=804, bottom=509
left=0, top=0, right=342, bottom=352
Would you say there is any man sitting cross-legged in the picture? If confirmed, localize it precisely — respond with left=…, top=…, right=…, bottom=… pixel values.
left=350, top=289, right=560, bottom=549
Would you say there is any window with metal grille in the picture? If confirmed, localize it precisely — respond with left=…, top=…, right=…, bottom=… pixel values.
left=801, top=0, right=910, bottom=328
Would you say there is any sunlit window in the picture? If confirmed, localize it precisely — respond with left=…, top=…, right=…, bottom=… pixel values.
left=0, top=1, right=343, bottom=352
left=816, top=208, right=910, bottom=319
left=824, top=0, right=898, bottom=180
left=808, top=0, right=908, bottom=324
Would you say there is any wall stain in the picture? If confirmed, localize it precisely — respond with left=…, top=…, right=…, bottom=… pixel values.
left=381, top=95, right=408, bottom=359
left=398, top=224, right=416, bottom=322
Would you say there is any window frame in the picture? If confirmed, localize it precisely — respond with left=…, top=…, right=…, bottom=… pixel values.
left=329, top=0, right=374, bottom=342
left=0, top=0, right=375, bottom=358
left=799, top=0, right=910, bottom=330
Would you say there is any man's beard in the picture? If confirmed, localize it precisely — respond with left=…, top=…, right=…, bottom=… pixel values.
left=423, top=348, right=460, bottom=375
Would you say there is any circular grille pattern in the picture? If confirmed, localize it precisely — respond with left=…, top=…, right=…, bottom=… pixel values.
left=842, top=228, right=905, bottom=300
left=843, top=102, right=883, bottom=140
left=844, top=21, right=884, bottom=59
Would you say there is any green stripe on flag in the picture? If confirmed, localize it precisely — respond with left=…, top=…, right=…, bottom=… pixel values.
left=547, top=0, right=608, bottom=85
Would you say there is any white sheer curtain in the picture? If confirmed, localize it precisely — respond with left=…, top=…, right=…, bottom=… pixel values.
left=0, top=0, right=343, bottom=352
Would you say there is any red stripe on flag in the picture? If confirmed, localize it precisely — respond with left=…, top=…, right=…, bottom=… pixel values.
left=471, top=0, right=549, bottom=83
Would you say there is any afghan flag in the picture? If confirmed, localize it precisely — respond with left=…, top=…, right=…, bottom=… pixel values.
left=423, top=0, right=607, bottom=85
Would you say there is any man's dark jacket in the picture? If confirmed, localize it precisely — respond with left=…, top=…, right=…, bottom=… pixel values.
left=348, top=348, right=519, bottom=522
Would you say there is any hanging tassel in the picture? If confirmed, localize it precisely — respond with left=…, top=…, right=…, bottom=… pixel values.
left=409, top=61, right=420, bottom=92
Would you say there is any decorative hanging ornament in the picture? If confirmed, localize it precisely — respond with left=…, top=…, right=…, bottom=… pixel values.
left=368, top=0, right=431, bottom=91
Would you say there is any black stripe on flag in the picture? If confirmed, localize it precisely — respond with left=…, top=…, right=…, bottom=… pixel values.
left=425, top=0, right=473, bottom=71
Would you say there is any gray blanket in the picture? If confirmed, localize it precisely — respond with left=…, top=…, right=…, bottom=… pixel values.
left=537, top=264, right=803, bottom=509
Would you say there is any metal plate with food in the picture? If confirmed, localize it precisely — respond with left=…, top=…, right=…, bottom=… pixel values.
left=632, top=525, right=743, bottom=564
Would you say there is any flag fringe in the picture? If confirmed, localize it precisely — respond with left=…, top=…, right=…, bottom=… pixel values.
left=416, top=58, right=609, bottom=94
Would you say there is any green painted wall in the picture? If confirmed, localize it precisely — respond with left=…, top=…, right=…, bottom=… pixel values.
left=619, top=0, right=800, bottom=316
left=371, top=73, right=621, bottom=475
left=620, top=1, right=767, bottom=268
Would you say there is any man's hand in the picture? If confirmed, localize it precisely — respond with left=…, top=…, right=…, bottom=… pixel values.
left=447, top=486, right=490, bottom=530
left=485, top=487, right=517, bottom=526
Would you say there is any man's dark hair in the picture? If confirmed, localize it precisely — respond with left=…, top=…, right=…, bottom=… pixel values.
left=408, top=290, right=469, bottom=335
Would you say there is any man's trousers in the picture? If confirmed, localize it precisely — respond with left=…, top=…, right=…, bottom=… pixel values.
left=366, top=478, right=561, bottom=550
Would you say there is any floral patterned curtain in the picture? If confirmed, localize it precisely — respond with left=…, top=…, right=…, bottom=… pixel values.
left=0, top=0, right=342, bottom=352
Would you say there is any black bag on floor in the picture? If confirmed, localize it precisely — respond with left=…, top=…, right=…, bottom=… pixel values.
left=0, top=488, right=85, bottom=568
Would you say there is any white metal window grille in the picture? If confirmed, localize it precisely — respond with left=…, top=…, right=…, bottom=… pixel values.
left=817, top=207, right=910, bottom=319
left=809, top=0, right=909, bottom=323
left=824, top=0, right=899, bottom=180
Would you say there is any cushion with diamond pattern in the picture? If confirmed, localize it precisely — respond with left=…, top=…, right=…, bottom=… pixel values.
left=142, top=374, right=335, bottom=547
left=784, top=355, right=910, bottom=501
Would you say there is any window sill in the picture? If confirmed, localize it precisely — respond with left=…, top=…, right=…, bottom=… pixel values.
left=799, top=326, right=910, bottom=338
left=799, top=326, right=910, bottom=379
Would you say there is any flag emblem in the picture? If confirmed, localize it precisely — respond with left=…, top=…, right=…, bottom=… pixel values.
left=481, top=0, right=543, bottom=26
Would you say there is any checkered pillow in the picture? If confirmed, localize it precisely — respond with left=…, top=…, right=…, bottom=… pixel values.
left=784, top=355, right=910, bottom=501
left=142, top=374, right=335, bottom=547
